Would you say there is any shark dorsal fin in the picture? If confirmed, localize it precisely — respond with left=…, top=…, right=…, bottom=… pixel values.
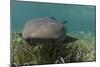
left=50, top=17, right=56, bottom=20
left=62, top=20, right=68, bottom=24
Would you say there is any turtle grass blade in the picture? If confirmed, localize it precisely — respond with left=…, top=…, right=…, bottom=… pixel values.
left=12, top=32, right=96, bottom=66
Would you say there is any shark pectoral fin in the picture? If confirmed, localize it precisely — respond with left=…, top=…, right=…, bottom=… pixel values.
left=16, top=32, right=22, bottom=37
left=63, top=36, right=78, bottom=43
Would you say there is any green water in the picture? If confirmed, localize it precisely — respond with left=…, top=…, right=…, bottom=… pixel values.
left=11, top=1, right=96, bottom=35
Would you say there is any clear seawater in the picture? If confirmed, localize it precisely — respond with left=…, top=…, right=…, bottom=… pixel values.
left=11, top=1, right=96, bottom=36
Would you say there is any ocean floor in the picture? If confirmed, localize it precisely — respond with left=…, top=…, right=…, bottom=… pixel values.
left=11, top=32, right=96, bottom=66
